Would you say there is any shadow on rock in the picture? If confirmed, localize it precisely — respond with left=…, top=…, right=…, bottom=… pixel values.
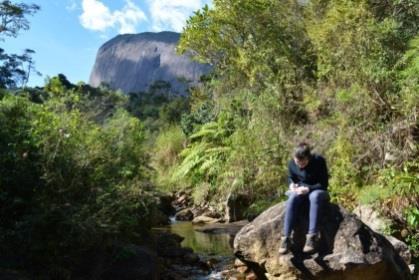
left=234, top=202, right=412, bottom=280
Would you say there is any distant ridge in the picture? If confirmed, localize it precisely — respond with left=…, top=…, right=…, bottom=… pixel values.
left=89, top=31, right=211, bottom=94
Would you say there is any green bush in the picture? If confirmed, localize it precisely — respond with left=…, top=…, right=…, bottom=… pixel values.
left=0, top=89, right=159, bottom=276
left=358, top=185, right=391, bottom=205
left=405, top=206, right=419, bottom=259
left=152, top=125, right=187, bottom=191
left=358, top=161, right=419, bottom=260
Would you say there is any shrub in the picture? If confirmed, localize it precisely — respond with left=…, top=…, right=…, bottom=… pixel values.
left=0, top=90, right=158, bottom=276
left=152, top=125, right=187, bottom=191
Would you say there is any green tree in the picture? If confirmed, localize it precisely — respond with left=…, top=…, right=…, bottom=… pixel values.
left=0, top=83, right=161, bottom=276
left=178, top=0, right=315, bottom=92
left=0, top=1, right=40, bottom=88
left=0, top=0, right=39, bottom=38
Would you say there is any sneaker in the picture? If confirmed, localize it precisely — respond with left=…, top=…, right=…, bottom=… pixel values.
left=303, top=233, right=317, bottom=253
left=278, top=236, right=291, bottom=254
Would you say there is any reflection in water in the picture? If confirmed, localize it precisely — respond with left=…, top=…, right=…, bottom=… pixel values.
left=153, top=221, right=236, bottom=280
left=155, top=221, right=234, bottom=256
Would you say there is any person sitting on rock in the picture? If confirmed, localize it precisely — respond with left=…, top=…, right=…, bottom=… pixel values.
left=279, top=142, right=329, bottom=254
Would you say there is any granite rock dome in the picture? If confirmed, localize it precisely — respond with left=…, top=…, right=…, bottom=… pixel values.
left=89, top=31, right=211, bottom=94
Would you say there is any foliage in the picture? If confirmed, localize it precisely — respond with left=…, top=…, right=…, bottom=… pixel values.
left=405, top=206, right=419, bottom=259
left=151, top=125, right=186, bottom=191
left=0, top=1, right=40, bottom=89
left=179, top=0, right=315, bottom=93
left=399, top=36, right=419, bottom=119
left=171, top=0, right=419, bottom=245
left=126, top=81, right=190, bottom=135
left=2, top=0, right=418, bottom=273
left=376, top=161, right=419, bottom=212
left=191, top=182, right=212, bottom=206
left=0, top=0, right=39, bottom=38
left=327, top=135, right=362, bottom=209
left=357, top=161, right=419, bottom=259
left=358, top=185, right=391, bottom=206
left=173, top=113, right=233, bottom=185
left=180, top=99, right=215, bottom=136
left=42, top=74, right=128, bottom=123
left=0, top=85, right=159, bottom=276
left=0, top=47, right=39, bottom=88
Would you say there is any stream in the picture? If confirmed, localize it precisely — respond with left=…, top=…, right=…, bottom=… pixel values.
left=153, top=218, right=238, bottom=280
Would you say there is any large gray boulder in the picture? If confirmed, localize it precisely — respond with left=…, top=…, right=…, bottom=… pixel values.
left=353, top=204, right=412, bottom=265
left=89, top=31, right=211, bottom=94
left=234, top=202, right=411, bottom=280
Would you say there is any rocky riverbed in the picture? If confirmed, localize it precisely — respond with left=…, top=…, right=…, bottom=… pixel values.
left=153, top=191, right=416, bottom=280
left=153, top=218, right=252, bottom=280
left=151, top=190, right=257, bottom=280
left=112, top=192, right=417, bottom=280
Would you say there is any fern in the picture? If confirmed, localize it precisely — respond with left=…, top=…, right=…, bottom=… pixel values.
left=205, top=146, right=231, bottom=154
left=199, top=156, right=218, bottom=174
left=172, top=142, right=210, bottom=179
left=172, top=113, right=234, bottom=185
left=189, top=121, right=219, bottom=140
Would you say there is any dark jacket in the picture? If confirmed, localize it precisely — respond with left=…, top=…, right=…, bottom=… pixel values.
left=288, top=154, right=329, bottom=191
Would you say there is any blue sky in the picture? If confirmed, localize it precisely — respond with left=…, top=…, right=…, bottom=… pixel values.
left=2, top=0, right=212, bottom=87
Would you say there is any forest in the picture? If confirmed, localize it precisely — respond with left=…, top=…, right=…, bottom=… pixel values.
left=0, top=0, right=418, bottom=278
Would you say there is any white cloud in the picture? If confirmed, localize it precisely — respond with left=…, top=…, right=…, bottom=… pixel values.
left=79, top=0, right=147, bottom=34
left=148, top=0, right=210, bottom=32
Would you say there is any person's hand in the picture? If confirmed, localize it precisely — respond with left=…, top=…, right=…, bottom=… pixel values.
left=295, top=186, right=309, bottom=195
left=289, top=182, right=298, bottom=190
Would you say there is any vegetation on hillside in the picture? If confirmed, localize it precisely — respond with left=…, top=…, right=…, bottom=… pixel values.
left=0, top=78, right=167, bottom=277
left=167, top=0, right=418, bottom=260
left=0, top=0, right=418, bottom=276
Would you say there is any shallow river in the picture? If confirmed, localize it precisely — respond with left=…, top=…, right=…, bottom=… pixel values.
left=154, top=219, right=237, bottom=279
left=169, top=220, right=234, bottom=256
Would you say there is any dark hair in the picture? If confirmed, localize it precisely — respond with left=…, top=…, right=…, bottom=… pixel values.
left=294, top=142, right=311, bottom=160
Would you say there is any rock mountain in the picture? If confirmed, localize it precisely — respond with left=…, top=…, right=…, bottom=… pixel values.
left=89, top=31, right=211, bottom=94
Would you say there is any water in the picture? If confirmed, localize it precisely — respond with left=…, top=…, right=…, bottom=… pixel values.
left=168, top=220, right=234, bottom=256
left=154, top=219, right=236, bottom=280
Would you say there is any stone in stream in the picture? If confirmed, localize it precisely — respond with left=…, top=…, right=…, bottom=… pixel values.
left=156, top=232, right=193, bottom=258
left=175, top=208, right=194, bottom=221
left=192, top=215, right=221, bottom=225
left=234, top=202, right=412, bottom=280
left=195, top=220, right=249, bottom=235
left=154, top=232, right=217, bottom=279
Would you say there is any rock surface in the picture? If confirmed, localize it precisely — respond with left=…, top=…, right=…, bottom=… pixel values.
left=175, top=208, right=194, bottom=221
left=353, top=204, right=412, bottom=265
left=352, top=205, right=392, bottom=233
left=158, top=194, right=176, bottom=217
left=234, top=202, right=411, bottom=280
left=225, top=192, right=251, bottom=222
left=89, top=31, right=211, bottom=94
left=196, top=220, right=249, bottom=235
left=154, top=232, right=210, bottom=280
left=192, top=215, right=221, bottom=225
